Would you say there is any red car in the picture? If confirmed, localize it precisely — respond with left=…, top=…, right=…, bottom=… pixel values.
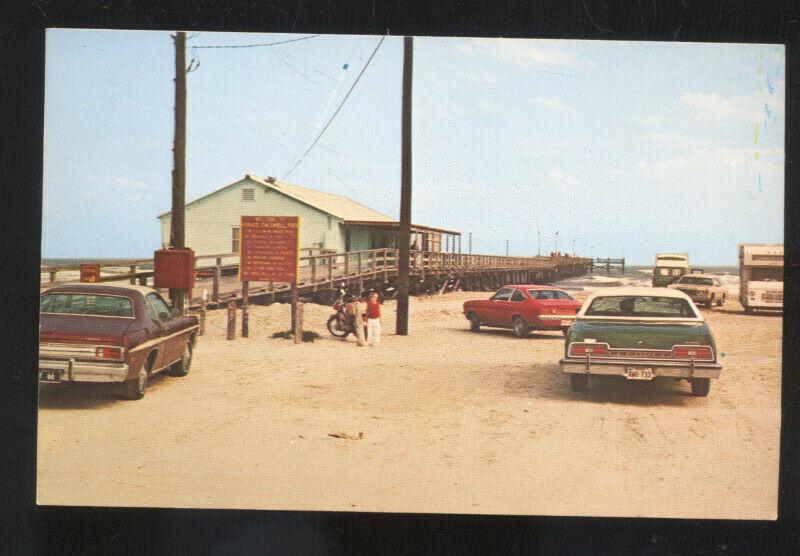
left=39, top=284, right=199, bottom=400
left=463, top=285, right=583, bottom=338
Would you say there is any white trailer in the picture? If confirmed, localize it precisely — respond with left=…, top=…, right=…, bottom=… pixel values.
left=652, top=253, right=689, bottom=287
left=739, top=244, right=783, bottom=313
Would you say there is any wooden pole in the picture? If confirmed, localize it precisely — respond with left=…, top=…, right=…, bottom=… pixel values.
left=396, top=35, right=413, bottom=336
left=290, top=282, right=298, bottom=333
left=129, top=265, right=136, bottom=285
left=212, top=257, right=221, bottom=302
left=294, top=302, right=304, bottom=344
left=241, top=280, right=249, bottom=337
left=170, top=31, right=187, bottom=314
left=226, top=300, right=236, bottom=340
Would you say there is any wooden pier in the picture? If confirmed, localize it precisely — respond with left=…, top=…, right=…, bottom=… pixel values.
left=589, top=257, right=625, bottom=275
left=41, top=249, right=592, bottom=308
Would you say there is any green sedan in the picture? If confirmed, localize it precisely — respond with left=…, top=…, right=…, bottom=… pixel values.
left=560, top=287, right=722, bottom=396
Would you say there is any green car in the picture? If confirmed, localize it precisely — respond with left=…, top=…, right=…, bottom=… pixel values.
left=560, top=287, right=722, bottom=396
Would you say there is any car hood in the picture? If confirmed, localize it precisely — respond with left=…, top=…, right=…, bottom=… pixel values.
left=39, top=313, right=135, bottom=344
left=569, top=319, right=714, bottom=350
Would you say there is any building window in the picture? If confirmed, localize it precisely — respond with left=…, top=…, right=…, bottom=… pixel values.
left=232, top=227, right=240, bottom=253
left=242, top=188, right=255, bottom=201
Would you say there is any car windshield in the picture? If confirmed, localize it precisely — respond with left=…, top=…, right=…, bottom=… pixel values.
left=40, top=293, right=134, bottom=317
left=678, top=277, right=714, bottom=286
left=584, top=295, right=697, bottom=318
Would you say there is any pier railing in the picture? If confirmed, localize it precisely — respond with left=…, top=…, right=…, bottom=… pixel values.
left=41, top=248, right=591, bottom=305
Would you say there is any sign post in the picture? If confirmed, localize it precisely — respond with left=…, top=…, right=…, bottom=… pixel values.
left=240, top=216, right=300, bottom=335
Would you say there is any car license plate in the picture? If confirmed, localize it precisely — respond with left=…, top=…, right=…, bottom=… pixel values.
left=39, top=370, right=61, bottom=383
left=625, top=367, right=653, bottom=380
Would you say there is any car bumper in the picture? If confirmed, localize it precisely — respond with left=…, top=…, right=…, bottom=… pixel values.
left=39, top=358, right=130, bottom=383
left=559, top=358, right=722, bottom=379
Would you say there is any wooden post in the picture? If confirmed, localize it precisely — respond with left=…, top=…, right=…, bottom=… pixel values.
left=357, top=251, right=362, bottom=276
left=354, top=299, right=366, bottom=346
left=344, top=253, right=349, bottom=277
left=294, top=302, right=304, bottom=344
left=311, top=256, right=316, bottom=289
left=170, top=31, right=187, bottom=315
left=226, top=301, right=236, bottom=340
left=212, top=257, right=221, bottom=302
left=241, top=281, right=249, bottom=338
left=396, top=35, right=413, bottom=335
left=49, top=269, right=57, bottom=283
left=290, top=282, right=298, bottom=333
left=328, top=255, right=333, bottom=283
left=129, top=264, right=137, bottom=285
left=139, top=275, right=148, bottom=286
left=621, top=257, right=625, bottom=274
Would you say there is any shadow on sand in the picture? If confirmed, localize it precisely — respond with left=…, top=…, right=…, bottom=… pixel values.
left=450, top=327, right=566, bottom=341
left=503, top=365, right=700, bottom=407
left=37, top=372, right=173, bottom=410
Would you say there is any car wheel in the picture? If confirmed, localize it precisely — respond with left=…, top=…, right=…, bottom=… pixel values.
left=562, top=327, right=570, bottom=336
left=512, top=316, right=529, bottom=338
left=744, top=306, right=753, bottom=315
left=118, top=360, right=149, bottom=400
left=468, top=312, right=481, bottom=332
left=570, top=373, right=589, bottom=391
left=168, top=338, right=193, bottom=377
left=717, top=294, right=725, bottom=307
left=690, top=378, right=711, bottom=397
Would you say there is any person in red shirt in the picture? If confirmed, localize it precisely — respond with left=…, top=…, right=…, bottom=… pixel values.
left=365, top=291, right=382, bottom=346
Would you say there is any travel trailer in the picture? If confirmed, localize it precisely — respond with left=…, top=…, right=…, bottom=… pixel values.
left=652, top=253, right=689, bottom=287
left=739, top=244, right=783, bottom=313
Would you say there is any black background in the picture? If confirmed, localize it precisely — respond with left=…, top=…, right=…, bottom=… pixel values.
left=1, top=1, right=798, bottom=553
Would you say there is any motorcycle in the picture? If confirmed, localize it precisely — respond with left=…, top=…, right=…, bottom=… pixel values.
left=326, top=286, right=365, bottom=338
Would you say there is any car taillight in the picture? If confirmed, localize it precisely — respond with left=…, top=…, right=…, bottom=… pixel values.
left=96, top=346, right=123, bottom=359
left=671, top=345, right=713, bottom=361
left=568, top=342, right=611, bottom=357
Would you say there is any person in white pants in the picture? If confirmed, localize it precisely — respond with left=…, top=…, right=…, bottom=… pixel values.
left=365, top=291, right=382, bottom=346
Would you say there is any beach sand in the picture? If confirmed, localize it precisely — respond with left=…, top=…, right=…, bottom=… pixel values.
left=37, top=288, right=781, bottom=518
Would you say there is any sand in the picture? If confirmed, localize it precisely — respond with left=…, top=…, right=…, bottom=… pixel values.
left=37, top=290, right=781, bottom=518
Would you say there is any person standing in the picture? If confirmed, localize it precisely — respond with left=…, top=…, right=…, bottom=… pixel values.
left=365, top=291, right=382, bottom=346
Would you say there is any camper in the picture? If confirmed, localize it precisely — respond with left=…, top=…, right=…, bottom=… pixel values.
left=652, top=253, right=689, bottom=287
left=739, top=244, right=783, bottom=314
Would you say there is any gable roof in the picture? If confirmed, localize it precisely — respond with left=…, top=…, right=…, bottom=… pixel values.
left=157, top=174, right=394, bottom=223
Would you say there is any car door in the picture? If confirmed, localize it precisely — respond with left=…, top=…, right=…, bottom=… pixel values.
left=508, top=288, right=530, bottom=324
left=486, top=287, right=514, bottom=325
left=145, top=293, right=183, bottom=367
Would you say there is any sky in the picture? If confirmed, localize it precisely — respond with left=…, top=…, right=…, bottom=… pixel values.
left=43, top=30, right=784, bottom=264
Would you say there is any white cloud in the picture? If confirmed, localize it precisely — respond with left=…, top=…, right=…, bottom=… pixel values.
left=681, top=92, right=774, bottom=123
left=533, top=96, right=572, bottom=112
left=462, top=37, right=575, bottom=67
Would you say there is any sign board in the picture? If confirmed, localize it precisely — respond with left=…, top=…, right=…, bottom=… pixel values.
left=79, top=264, right=101, bottom=283
left=239, top=216, right=300, bottom=283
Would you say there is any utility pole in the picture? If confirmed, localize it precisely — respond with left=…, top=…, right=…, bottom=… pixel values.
left=506, top=239, right=509, bottom=257
left=468, top=232, right=472, bottom=254
left=554, top=230, right=559, bottom=254
left=537, top=230, right=541, bottom=256
left=170, top=31, right=187, bottom=313
left=396, top=36, right=413, bottom=336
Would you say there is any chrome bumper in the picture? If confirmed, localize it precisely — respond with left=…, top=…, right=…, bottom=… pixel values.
left=559, top=358, right=722, bottom=379
left=39, top=358, right=130, bottom=383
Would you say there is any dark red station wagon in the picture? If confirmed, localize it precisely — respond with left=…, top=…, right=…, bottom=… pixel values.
left=39, top=284, right=199, bottom=399
left=463, top=285, right=583, bottom=338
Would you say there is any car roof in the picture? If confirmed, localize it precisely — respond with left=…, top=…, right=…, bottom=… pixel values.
left=676, top=273, right=718, bottom=279
left=587, top=286, right=691, bottom=298
left=42, top=283, right=159, bottom=297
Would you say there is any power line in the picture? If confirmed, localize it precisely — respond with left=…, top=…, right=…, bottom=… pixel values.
left=191, top=34, right=320, bottom=49
left=282, top=35, right=386, bottom=179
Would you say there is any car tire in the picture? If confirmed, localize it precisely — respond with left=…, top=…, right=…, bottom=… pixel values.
left=512, top=316, right=529, bottom=338
left=690, top=378, right=711, bottom=397
left=168, top=338, right=193, bottom=377
left=570, top=373, right=589, bottom=391
left=562, top=327, right=570, bottom=336
left=118, top=359, right=149, bottom=400
left=717, top=295, right=725, bottom=307
left=468, top=312, right=481, bottom=332
left=744, top=306, right=753, bottom=315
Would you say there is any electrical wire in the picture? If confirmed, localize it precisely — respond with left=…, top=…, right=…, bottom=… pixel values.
left=191, top=34, right=320, bottom=49
left=282, top=35, right=386, bottom=179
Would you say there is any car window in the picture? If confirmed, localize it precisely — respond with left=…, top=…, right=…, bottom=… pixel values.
left=491, top=288, right=513, bottom=301
left=554, top=291, right=575, bottom=300
left=677, top=277, right=714, bottom=285
left=584, top=296, right=697, bottom=318
left=534, top=290, right=556, bottom=300
left=40, top=293, right=134, bottom=317
left=510, top=290, right=526, bottom=302
left=146, top=293, right=172, bottom=321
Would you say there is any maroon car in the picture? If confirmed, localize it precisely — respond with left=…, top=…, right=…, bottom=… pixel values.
left=39, top=284, right=199, bottom=399
left=463, top=285, right=583, bottom=338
